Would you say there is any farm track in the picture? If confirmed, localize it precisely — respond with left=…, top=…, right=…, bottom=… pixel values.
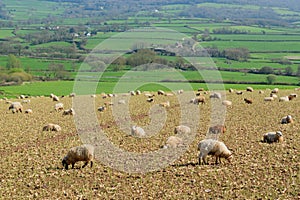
left=0, top=89, right=299, bottom=199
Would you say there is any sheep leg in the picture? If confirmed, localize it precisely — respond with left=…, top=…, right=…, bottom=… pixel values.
left=71, top=163, right=75, bottom=169
left=82, top=161, right=88, bottom=168
left=90, top=161, right=93, bottom=168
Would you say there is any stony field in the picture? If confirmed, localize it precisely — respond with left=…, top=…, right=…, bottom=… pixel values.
left=0, top=89, right=299, bottom=199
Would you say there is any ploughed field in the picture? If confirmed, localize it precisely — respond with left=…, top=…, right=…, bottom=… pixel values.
left=0, top=89, right=299, bottom=199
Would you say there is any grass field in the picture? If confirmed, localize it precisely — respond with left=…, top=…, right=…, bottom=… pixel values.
left=0, top=89, right=299, bottom=198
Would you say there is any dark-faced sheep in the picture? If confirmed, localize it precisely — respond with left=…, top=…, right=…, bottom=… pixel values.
left=244, top=98, right=253, bottom=104
left=43, top=123, right=61, bottom=132
left=63, top=108, right=75, bottom=116
left=208, top=125, right=226, bottom=134
left=198, top=139, right=232, bottom=165
left=62, top=144, right=94, bottom=170
left=246, top=87, right=254, bottom=92
left=281, top=115, right=293, bottom=124
left=9, top=102, right=23, bottom=113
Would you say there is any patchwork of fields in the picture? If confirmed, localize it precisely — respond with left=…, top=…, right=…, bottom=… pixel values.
left=0, top=89, right=299, bottom=198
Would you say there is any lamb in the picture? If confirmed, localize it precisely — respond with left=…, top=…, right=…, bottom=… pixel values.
left=157, top=90, right=165, bottom=95
left=244, top=98, right=253, bottom=104
left=246, top=87, right=254, bottom=92
left=222, top=100, right=232, bottom=107
left=159, top=101, right=170, bottom=107
left=55, top=103, right=64, bottom=112
left=281, top=115, right=293, bottom=124
left=63, top=108, right=75, bottom=116
left=131, top=126, right=146, bottom=137
left=24, top=109, right=33, bottom=114
left=198, top=139, right=232, bottom=165
left=174, top=125, right=191, bottom=135
left=262, top=131, right=283, bottom=143
left=163, top=136, right=183, bottom=148
left=42, top=123, right=61, bottom=132
left=208, top=125, right=226, bottom=134
left=62, top=144, right=94, bottom=170
left=9, top=102, right=23, bottom=113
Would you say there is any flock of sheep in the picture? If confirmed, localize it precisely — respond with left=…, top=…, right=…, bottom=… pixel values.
left=4, top=86, right=298, bottom=170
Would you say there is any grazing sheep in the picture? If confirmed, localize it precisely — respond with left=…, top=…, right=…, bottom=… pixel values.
left=210, top=92, right=222, bottom=99
left=147, top=98, right=154, bottom=102
left=24, top=109, right=33, bottom=114
left=288, top=94, right=297, bottom=101
left=208, top=125, right=226, bottom=134
left=246, top=87, right=254, bottom=92
left=43, top=123, right=61, bottom=132
left=63, top=108, right=75, bottom=116
left=264, top=97, right=274, bottom=101
left=157, top=90, right=165, bottom=95
left=174, top=125, right=191, bottom=135
left=19, top=95, right=25, bottom=99
left=52, top=95, right=59, bottom=101
left=98, top=106, right=106, bottom=112
left=91, top=94, right=96, bottom=98
left=229, top=88, right=234, bottom=93
left=9, top=102, right=23, bottom=113
left=262, top=131, right=283, bottom=143
left=145, top=93, right=155, bottom=98
left=131, top=126, right=146, bottom=137
left=159, top=101, right=170, bottom=107
left=69, top=93, right=76, bottom=97
left=271, top=88, right=279, bottom=94
left=136, top=90, right=141, bottom=95
left=198, top=139, right=232, bottom=165
left=129, top=91, right=136, bottom=96
left=279, top=96, right=289, bottom=102
left=163, top=136, right=183, bottom=148
left=107, top=93, right=114, bottom=97
left=222, top=100, right=232, bottom=107
left=244, top=98, right=253, bottom=104
left=193, top=96, right=206, bottom=105
left=236, top=91, right=243, bottom=95
left=270, top=93, right=278, bottom=99
left=62, top=144, right=94, bottom=170
left=177, top=89, right=184, bottom=94
left=55, top=103, right=64, bottom=112
left=281, top=115, right=293, bottom=124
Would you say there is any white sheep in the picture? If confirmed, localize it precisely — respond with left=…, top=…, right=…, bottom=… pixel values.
left=62, top=144, right=94, bottom=170
left=129, top=91, right=136, bottom=96
left=209, top=92, right=222, bottom=99
left=25, top=109, right=33, bottom=114
left=163, top=136, right=183, bottom=148
left=222, top=100, right=232, bottom=107
left=55, top=103, right=64, bottom=112
left=262, top=131, right=283, bottom=143
left=198, top=139, right=232, bottom=165
left=229, top=88, right=234, bottom=93
left=157, top=90, right=165, bottom=95
left=281, top=115, right=293, bottom=124
left=42, top=123, right=61, bottom=132
left=177, top=89, right=184, bottom=94
left=136, top=90, right=141, bottom=95
left=22, top=99, right=30, bottom=103
left=288, top=93, right=297, bottom=100
left=246, top=87, right=254, bottom=92
left=236, top=91, right=243, bottom=95
left=279, top=96, right=289, bottom=102
left=63, top=108, right=75, bottom=116
left=271, top=88, right=279, bottom=94
left=264, top=97, right=274, bottom=101
left=9, top=102, right=23, bottom=113
left=270, top=93, right=278, bottom=99
left=147, top=98, right=154, bottom=102
left=174, top=125, right=191, bottom=135
left=52, top=95, right=59, bottom=101
left=145, top=93, right=155, bottom=98
left=131, top=126, right=146, bottom=137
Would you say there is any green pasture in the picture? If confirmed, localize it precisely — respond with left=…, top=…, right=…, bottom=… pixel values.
left=0, top=29, right=14, bottom=38
left=211, top=34, right=300, bottom=41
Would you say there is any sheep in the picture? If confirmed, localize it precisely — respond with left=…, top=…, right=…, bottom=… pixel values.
left=244, top=98, right=253, bottom=104
left=193, top=96, right=206, bottom=104
left=42, top=123, right=61, bottom=132
left=163, top=136, right=183, bottom=148
left=195, top=92, right=201, bottom=96
left=136, top=90, right=141, bottom=95
left=177, top=89, right=184, bottom=94
left=198, top=139, right=232, bottom=165
left=262, top=131, right=283, bottom=143
left=258, top=90, right=264, bottom=94
left=157, top=90, right=165, bottom=95
left=197, top=88, right=204, bottom=92
left=279, top=96, right=289, bottom=102
left=270, top=93, right=278, bottom=99
left=118, top=100, right=126, bottom=104
left=271, top=88, right=279, bottom=94
left=131, top=126, right=146, bottom=137
left=104, top=101, right=113, bottom=106
left=129, top=91, right=136, bottom=96
left=62, top=144, right=94, bottom=170
left=147, top=98, right=154, bottom=102
left=19, top=95, right=25, bottom=99
left=22, top=99, right=30, bottom=103
left=222, top=100, right=232, bottom=107
left=264, top=97, right=274, bottom=101
left=107, top=93, right=114, bottom=97
left=159, top=101, right=170, bottom=107
left=98, top=106, right=106, bottom=112
left=229, top=88, right=234, bottom=93
left=281, top=115, right=293, bottom=124
left=9, top=102, right=23, bottom=113
left=145, top=93, right=155, bottom=98
left=52, top=95, right=59, bottom=101
left=50, top=93, right=55, bottom=98
left=210, top=92, right=222, bottom=99
left=208, top=125, right=226, bottom=134
left=91, top=94, right=96, bottom=98
left=55, top=103, right=64, bottom=112
left=24, top=109, right=33, bottom=114
left=174, top=125, right=191, bottom=135
left=288, top=94, right=297, bottom=101
left=63, top=108, right=75, bottom=116
left=69, top=93, right=76, bottom=97
left=246, top=87, right=254, bottom=92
